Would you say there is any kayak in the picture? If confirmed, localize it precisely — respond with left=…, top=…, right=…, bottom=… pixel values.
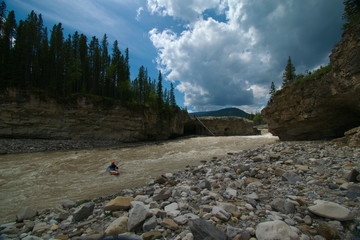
left=109, top=170, right=119, bottom=175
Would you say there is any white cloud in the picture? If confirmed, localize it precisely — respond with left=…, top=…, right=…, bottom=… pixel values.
left=136, top=7, right=144, bottom=21
left=148, top=0, right=344, bottom=112
left=147, top=0, right=222, bottom=22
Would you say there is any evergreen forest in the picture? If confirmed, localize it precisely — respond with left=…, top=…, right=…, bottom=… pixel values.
left=0, top=2, right=178, bottom=111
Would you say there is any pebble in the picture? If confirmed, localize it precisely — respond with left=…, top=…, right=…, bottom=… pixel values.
left=1, top=141, right=359, bottom=239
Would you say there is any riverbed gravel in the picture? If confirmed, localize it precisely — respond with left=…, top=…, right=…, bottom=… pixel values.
left=1, top=140, right=359, bottom=240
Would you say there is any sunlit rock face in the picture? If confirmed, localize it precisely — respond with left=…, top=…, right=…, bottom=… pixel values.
left=262, top=23, right=360, bottom=141
left=0, top=91, right=188, bottom=141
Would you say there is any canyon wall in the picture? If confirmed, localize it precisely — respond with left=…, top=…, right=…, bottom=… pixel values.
left=0, top=90, right=188, bottom=141
left=262, top=23, right=360, bottom=140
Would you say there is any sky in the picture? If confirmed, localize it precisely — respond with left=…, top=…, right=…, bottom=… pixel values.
left=5, top=0, right=345, bottom=113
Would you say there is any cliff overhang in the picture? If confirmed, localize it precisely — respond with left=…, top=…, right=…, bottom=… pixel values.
left=262, top=23, right=360, bottom=141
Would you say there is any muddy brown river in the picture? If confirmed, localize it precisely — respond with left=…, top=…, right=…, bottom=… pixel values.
left=0, top=135, right=277, bottom=224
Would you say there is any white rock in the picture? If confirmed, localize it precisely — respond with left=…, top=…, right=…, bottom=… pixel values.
left=308, top=200, right=354, bottom=221
left=256, top=220, right=298, bottom=240
left=224, top=188, right=237, bottom=199
left=212, top=206, right=231, bottom=221
left=164, top=202, right=179, bottom=212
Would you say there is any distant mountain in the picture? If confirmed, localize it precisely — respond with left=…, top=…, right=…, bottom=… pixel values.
left=189, top=107, right=249, bottom=118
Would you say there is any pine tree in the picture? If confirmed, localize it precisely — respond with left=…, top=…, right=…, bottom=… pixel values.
left=269, top=82, right=276, bottom=96
left=0, top=1, right=6, bottom=33
left=156, top=71, right=163, bottom=108
left=49, top=23, right=64, bottom=96
left=343, top=0, right=360, bottom=29
left=170, top=82, right=176, bottom=107
left=282, top=56, right=296, bottom=86
left=0, top=9, right=16, bottom=87
left=100, top=34, right=109, bottom=95
left=78, top=34, right=88, bottom=93
left=89, top=36, right=100, bottom=95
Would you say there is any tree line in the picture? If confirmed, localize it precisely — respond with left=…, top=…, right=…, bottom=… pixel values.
left=0, top=2, right=177, bottom=110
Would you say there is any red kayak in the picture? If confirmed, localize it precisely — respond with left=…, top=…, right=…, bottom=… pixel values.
left=109, top=170, right=119, bottom=175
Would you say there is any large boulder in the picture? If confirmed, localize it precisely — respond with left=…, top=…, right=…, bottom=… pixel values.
left=73, top=202, right=95, bottom=222
left=104, top=196, right=134, bottom=211
left=127, top=201, right=149, bottom=232
left=262, top=23, right=360, bottom=140
left=308, top=200, right=354, bottom=221
left=255, top=220, right=298, bottom=240
left=189, top=218, right=229, bottom=240
left=16, top=207, right=37, bottom=222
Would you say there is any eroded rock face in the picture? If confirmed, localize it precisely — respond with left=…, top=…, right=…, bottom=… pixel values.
left=0, top=91, right=189, bottom=141
left=262, top=23, right=360, bottom=140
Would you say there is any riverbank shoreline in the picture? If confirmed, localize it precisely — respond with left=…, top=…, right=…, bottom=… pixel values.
left=0, top=135, right=201, bottom=155
left=1, top=139, right=359, bottom=239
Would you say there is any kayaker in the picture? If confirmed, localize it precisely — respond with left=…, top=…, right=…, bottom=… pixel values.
left=108, top=161, right=118, bottom=171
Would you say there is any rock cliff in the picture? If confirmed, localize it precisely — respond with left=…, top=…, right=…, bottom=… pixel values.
left=262, top=23, right=360, bottom=140
left=0, top=90, right=188, bottom=141
left=185, top=116, right=260, bottom=136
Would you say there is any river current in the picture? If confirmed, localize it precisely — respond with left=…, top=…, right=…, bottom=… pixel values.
left=0, top=134, right=277, bottom=224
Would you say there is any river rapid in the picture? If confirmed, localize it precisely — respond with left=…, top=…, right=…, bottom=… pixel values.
left=0, top=135, right=277, bottom=224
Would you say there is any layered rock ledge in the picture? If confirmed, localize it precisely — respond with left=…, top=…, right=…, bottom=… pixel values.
left=0, top=90, right=188, bottom=141
left=262, top=23, right=360, bottom=141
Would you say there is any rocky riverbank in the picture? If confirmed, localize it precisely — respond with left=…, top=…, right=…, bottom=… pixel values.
left=1, top=141, right=359, bottom=240
left=0, top=139, right=122, bottom=154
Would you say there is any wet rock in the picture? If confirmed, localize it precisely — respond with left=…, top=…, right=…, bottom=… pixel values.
left=142, top=230, right=163, bottom=240
left=328, top=183, right=339, bottom=190
left=174, top=215, right=188, bottom=225
left=269, top=154, right=281, bottom=161
left=73, top=202, right=95, bottom=222
left=32, top=222, right=50, bottom=234
left=154, top=175, right=167, bottom=184
left=317, top=221, right=339, bottom=240
left=143, top=216, right=157, bottom=232
left=0, top=224, right=20, bottom=235
left=282, top=171, right=302, bottom=183
left=189, top=218, right=229, bottom=240
left=104, top=196, right=134, bottom=211
left=212, top=206, right=231, bottom=221
left=346, top=184, right=360, bottom=199
left=153, top=188, right=172, bottom=201
left=270, top=198, right=296, bottom=214
left=346, top=169, right=360, bottom=182
left=54, top=234, right=69, bottom=240
left=164, top=202, right=178, bottom=212
left=105, top=216, right=128, bottom=236
left=223, top=188, right=237, bottom=199
left=197, top=180, right=212, bottom=190
left=303, top=215, right=312, bottom=225
left=22, top=236, right=43, bottom=240
left=61, top=199, right=76, bottom=209
left=16, top=206, right=37, bottom=222
left=160, top=218, right=179, bottom=230
left=255, top=220, right=298, bottom=240
left=128, top=201, right=149, bottom=231
left=308, top=200, right=354, bottom=221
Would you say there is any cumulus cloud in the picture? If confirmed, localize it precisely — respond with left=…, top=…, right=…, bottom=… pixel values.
left=147, top=0, right=222, bottom=22
left=148, top=0, right=344, bottom=112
